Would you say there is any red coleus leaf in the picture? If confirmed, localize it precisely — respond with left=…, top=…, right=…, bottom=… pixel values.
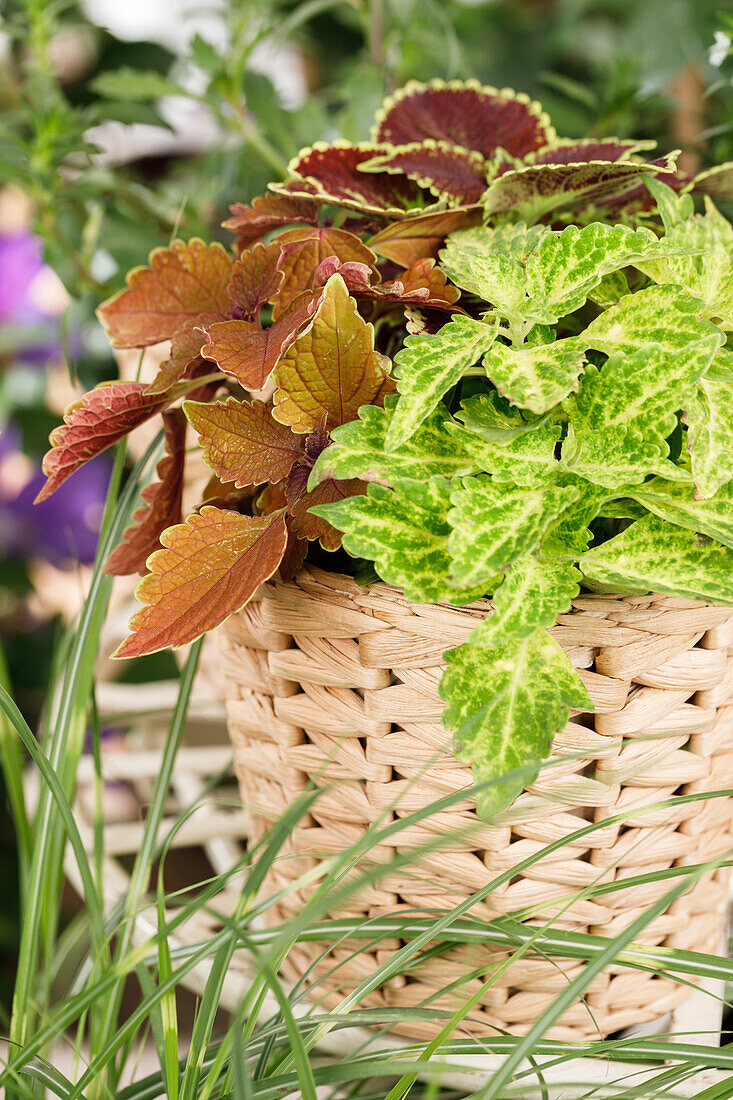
left=369, top=205, right=482, bottom=267
left=373, top=79, right=555, bottom=160
left=201, top=292, right=319, bottom=390
left=273, top=274, right=395, bottom=433
left=528, top=138, right=656, bottom=166
left=97, top=239, right=232, bottom=348
left=36, top=382, right=171, bottom=503
left=272, top=226, right=378, bottom=319
left=143, top=326, right=209, bottom=397
left=104, top=409, right=187, bottom=577
left=114, top=507, right=288, bottom=658
left=287, top=476, right=367, bottom=550
left=271, top=142, right=425, bottom=216
left=314, top=256, right=460, bottom=311
left=184, top=397, right=304, bottom=488
left=482, top=154, right=679, bottom=219
left=228, top=241, right=283, bottom=320
left=222, top=192, right=320, bottom=247
left=363, top=141, right=488, bottom=204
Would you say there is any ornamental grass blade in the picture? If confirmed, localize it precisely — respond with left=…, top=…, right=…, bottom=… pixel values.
left=36, top=382, right=171, bottom=502
left=184, top=397, right=304, bottom=488
left=372, top=80, right=555, bottom=159
left=448, top=476, right=580, bottom=586
left=272, top=274, right=394, bottom=433
left=272, top=227, right=377, bottom=319
left=97, top=239, right=232, bottom=348
left=581, top=512, right=733, bottom=603
left=114, top=508, right=288, bottom=658
left=104, top=408, right=187, bottom=576
left=311, top=477, right=485, bottom=604
left=440, top=629, right=592, bottom=819
left=385, top=314, right=497, bottom=449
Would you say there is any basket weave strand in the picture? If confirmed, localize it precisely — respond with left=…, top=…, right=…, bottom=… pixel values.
left=221, top=566, right=733, bottom=1041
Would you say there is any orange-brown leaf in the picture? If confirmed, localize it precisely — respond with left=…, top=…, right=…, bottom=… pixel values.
left=288, top=477, right=366, bottom=550
left=273, top=275, right=394, bottom=434
left=36, top=382, right=170, bottom=502
left=143, top=326, right=208, bottom=396
left=184, top=397, right=303, bottom=489
left=316, top=256, right=460, bottom=310
left=114, top=508, right=288, bottom=658
left=228, top=241, right=283, bottom=320
left=272, top=227, right=377, bottom=319
left=97, top=239, right=232, bottom=348
left=104, top=409, right=187, bottom=576
left=222, top=192, right=320, bottom=247
left=369, top=206, right=482, bottom=267
left=201, top=293, right=318, bottom=390
left=279, top=525, right=308, bottom=581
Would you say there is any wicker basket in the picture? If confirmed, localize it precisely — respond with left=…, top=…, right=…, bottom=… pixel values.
left=220, top=565, right=733, bottom=1041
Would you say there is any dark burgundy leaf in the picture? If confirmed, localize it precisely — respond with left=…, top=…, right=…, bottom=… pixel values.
left=529, top=139, right=656, bottom=166
left=362, top=141, right=489, bottom=204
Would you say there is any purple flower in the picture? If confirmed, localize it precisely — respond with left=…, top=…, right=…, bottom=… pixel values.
left=0, top=425, right=111, bottom=565
left=0, top=232, right=63, bottom=363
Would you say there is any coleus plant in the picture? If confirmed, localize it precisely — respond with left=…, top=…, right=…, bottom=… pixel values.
left=34, top=80, right=733, bottom=821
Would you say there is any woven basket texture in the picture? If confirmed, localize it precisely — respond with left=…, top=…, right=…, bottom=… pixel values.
left=221, top=566, right=733, bottom=1041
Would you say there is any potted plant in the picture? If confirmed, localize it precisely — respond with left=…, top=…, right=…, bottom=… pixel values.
left=37, top=81, right=733, bottom=1038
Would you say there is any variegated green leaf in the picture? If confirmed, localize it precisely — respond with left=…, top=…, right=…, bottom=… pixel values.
left=448, top=476, right=579, bottom=586
left=461, top=421, right=561, bottom=485
left=541, top=481, right=612, bottom=557
left=644, top=176, right=694, bottom=233
left=685, top=355, right=733, bottom=499
left=457, top=391, right=540, bottom=442
left=438, top=246, right=526, bottom=318
left=582, top=285, right=723, bottom=356
left=440, top=629, right=592, bottom=819
left=385, top=315, right=497, bottom=449
left=561, top=424, right=692, bottom=490
left=483, top=336, right=586, bottom=414
left=442, top=222, right=549, bottom=266
left=631, top=479, right=733, bottom=550
left=469, top=558, right=581, bottom=649
left=586, top=269, right=629, bottom=309
left=581, top=513, right=733, bottom=603
left=310, top=478, right=486, bottom=604
left=308, top=398, right=479, bottom=487
left=568, top=339, right=719, bottom=451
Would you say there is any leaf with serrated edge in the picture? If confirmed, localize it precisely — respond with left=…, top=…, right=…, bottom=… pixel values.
left=369, top=206, right=482, bottom=267
left=229, top=241, right=283, bottom=319
left=273, top=274, right=393, bottom=433
left=288, top=477, right=366, bottom=550
left=470, top=558, right=581, bottom=649
left=685, top=356, right=733, bottom=499
left=114, top=508, right=288, bottom=658
left=272, top=227, right=377, bottom=319
left=456, top=391, right=537, bottom=442
left=448, top=476, right=580, bottom=587
left=184, top=398, right=303, bottom=489
left=104, top=409, right=187, bottom=576
left=144, top=327, right=208, bottom=397
left=568, top=339, right=719, bottom=451
left=581, top=513, right=733, bottom=604
left=542, top=481, right=611, bottom=558
left=439, top=247, right=526, bottom=319
left=582, top=285, right=723, bottom=355
left=222, top=193, right=319, bottom=246
left=560, top=424, right=690, bottom=489
left=483, top=336, right=586, bottom=415
left=385, top=314, right=497, bottom=449
left=311, top=477, right=485, bottom=604
left=460, top=421, right=562, bottom=485
left=36, top=382, right=171, bottom=502
left=309, top=397, right=479, bottom=487
left=631, top=479, right=733, bottom=550
left=440, top=629, right=592, bottom=819
left=97, top=239, right=231, bottom=348
left=362, top=141, right=489, bottom=204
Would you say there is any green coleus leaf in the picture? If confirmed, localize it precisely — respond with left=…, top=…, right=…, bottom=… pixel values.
left=685, top=355, right=733, bottom=500
left=644, top=176, right=694, bottom=233
left=630, top=479, right=733, bottom=551
left=586, top=269, right=629, bottom=309
left=482, top=335, right=586, bottom=414
left=582, top=285, right=723, bottom=356
left=469, top=558, right=581, bottom=649
left=438, top=246, right=526, bottom=318
left=462, top=421, right=562, bottom=485
left=385, top=315, right=497, bottom=449
left=310, top=477, right=485, bottom=604
left=308, top=397, right=479, bottom=487
left=568, top=338, right=719, bottom=451
left=581, top=513, right=733, bottom=604
left=561, top=424, right=692, bottom=490
left=448, top=476, right=580, bottom=587
left=456, top=391, right=541, bottom=442
left=440, top=629, right=592, bottom=819
left=541, top=481, right=611, bottom=558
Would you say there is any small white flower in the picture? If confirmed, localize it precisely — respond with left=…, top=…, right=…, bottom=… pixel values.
left=709, top=30, right=731, bottom=68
